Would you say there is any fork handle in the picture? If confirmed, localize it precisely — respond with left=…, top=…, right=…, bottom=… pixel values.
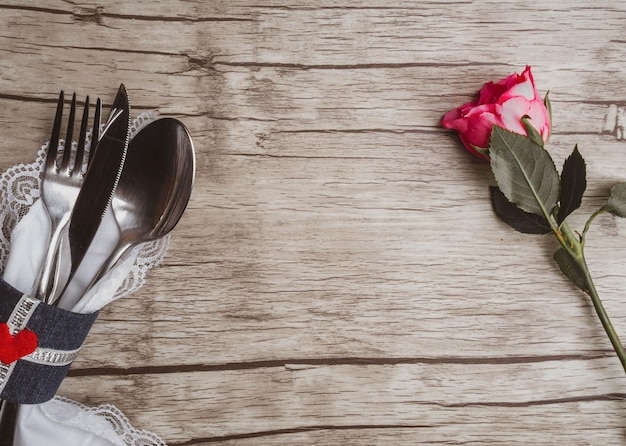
left=44, top=231, right=73, bottom=307
left=36, top=215, right=70, bottom=303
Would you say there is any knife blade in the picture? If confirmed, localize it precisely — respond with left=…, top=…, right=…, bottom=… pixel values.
left=47, top=83, right=131, bottom=305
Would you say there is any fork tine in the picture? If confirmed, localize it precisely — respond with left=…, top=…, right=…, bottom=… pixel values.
left=46, top=91, right=64, bottom=171
left=73, top=96, right=90, bottom=173
left=88, top=98, right=102, bottom=167
left=60, top=93, right=76, bottom=171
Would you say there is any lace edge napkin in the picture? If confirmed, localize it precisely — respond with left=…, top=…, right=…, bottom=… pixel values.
left=2, top=110, right=170, bottom=445
left=43, top=397, right=167, bottom=446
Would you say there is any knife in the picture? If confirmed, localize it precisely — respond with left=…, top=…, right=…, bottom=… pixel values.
left=47, top=84, right=131, bottom=305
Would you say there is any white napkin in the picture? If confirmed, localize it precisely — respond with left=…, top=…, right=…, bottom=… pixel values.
left=0, top=111, right=168, bottom=445
left=15, top=399, right=123, bottom=446
left=14, top=397, right=166, bottom=446
left=3, top=199, right=129, bottom=313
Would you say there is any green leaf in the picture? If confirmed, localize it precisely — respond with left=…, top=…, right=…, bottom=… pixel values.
left=553, top=247, right=588, bottom=292
left=489, top=126, right=560, bottom=218
left=490, top=186, right=552, bottom=234
left=601, top=182, right=626, bottom=217
left=544, top=91, right=552, bottom=128
left=557, top=145, right=586, bottom=224
left=521, top=115, right=545, bottom=147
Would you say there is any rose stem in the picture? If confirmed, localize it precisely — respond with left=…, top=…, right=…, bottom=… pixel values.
left=559, top=221, right=626, bottom=374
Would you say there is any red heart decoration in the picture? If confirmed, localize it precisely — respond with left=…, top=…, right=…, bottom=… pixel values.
left=0, top=323, right=38, bottom=365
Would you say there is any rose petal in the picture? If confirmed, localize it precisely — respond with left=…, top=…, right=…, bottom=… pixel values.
left=526, top=100, right=551, bottom=139
left=503, top=79, right=535, bottom=101
left=478, top=81, right=506, bottom=105
left=442, top=108, right=468, bottom=133
left=466, top=108, right=501, bottom=148
left=497, top=97, right=531, bottom=135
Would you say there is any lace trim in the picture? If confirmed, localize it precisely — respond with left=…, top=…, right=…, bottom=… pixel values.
left=0, top=111, right=169, bottom=301
left=45, top=396, right=167, bottom=446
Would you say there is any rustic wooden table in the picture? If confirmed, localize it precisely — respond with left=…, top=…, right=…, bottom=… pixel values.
left=1, top=1, right=626, bottom=444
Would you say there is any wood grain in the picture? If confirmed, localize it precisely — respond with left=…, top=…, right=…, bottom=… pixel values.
left=1, top=1, right=626, bottom=444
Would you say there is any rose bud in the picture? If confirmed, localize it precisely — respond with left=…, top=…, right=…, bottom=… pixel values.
left=442, top=66, right=551, bottom=159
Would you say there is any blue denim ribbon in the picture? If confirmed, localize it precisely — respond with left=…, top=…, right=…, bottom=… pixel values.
left=0, top=279, right=97, bottom=404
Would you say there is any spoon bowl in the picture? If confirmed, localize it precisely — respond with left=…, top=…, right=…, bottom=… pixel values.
left=81, top=117, right=195, bottom=296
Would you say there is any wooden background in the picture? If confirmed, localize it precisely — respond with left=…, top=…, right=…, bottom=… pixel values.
left=2, top=0, right=626, bottom=444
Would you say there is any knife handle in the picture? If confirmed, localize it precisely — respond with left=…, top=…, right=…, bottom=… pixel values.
left=0, top=400, right=18, bottom=446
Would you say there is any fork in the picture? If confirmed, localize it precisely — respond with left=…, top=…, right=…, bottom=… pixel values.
left=35, top=91, right=102, bottom=302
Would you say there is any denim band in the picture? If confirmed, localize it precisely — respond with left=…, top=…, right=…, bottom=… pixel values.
left=0, top=279, right=97, bottom=404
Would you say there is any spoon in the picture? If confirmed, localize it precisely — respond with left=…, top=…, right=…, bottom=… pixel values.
left=60, top=117, right=195, bottom=306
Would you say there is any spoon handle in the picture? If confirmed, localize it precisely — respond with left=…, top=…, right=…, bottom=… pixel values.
left=89, top=243, right=132, bottom=292
left=57, top=242, right=134, bottom=311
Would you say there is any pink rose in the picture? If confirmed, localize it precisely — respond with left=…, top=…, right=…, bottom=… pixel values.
left=442, top=66, right=551, bottom=159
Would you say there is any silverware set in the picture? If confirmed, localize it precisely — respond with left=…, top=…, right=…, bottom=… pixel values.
left=61, top=87, right=133, bottom=302
left=0, top=84, right=195, bottom=445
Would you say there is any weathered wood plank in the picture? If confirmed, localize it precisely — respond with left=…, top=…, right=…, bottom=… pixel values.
left=63, top=128, right=626, bottom=369
left=60, top=358, right=626, bottom=444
